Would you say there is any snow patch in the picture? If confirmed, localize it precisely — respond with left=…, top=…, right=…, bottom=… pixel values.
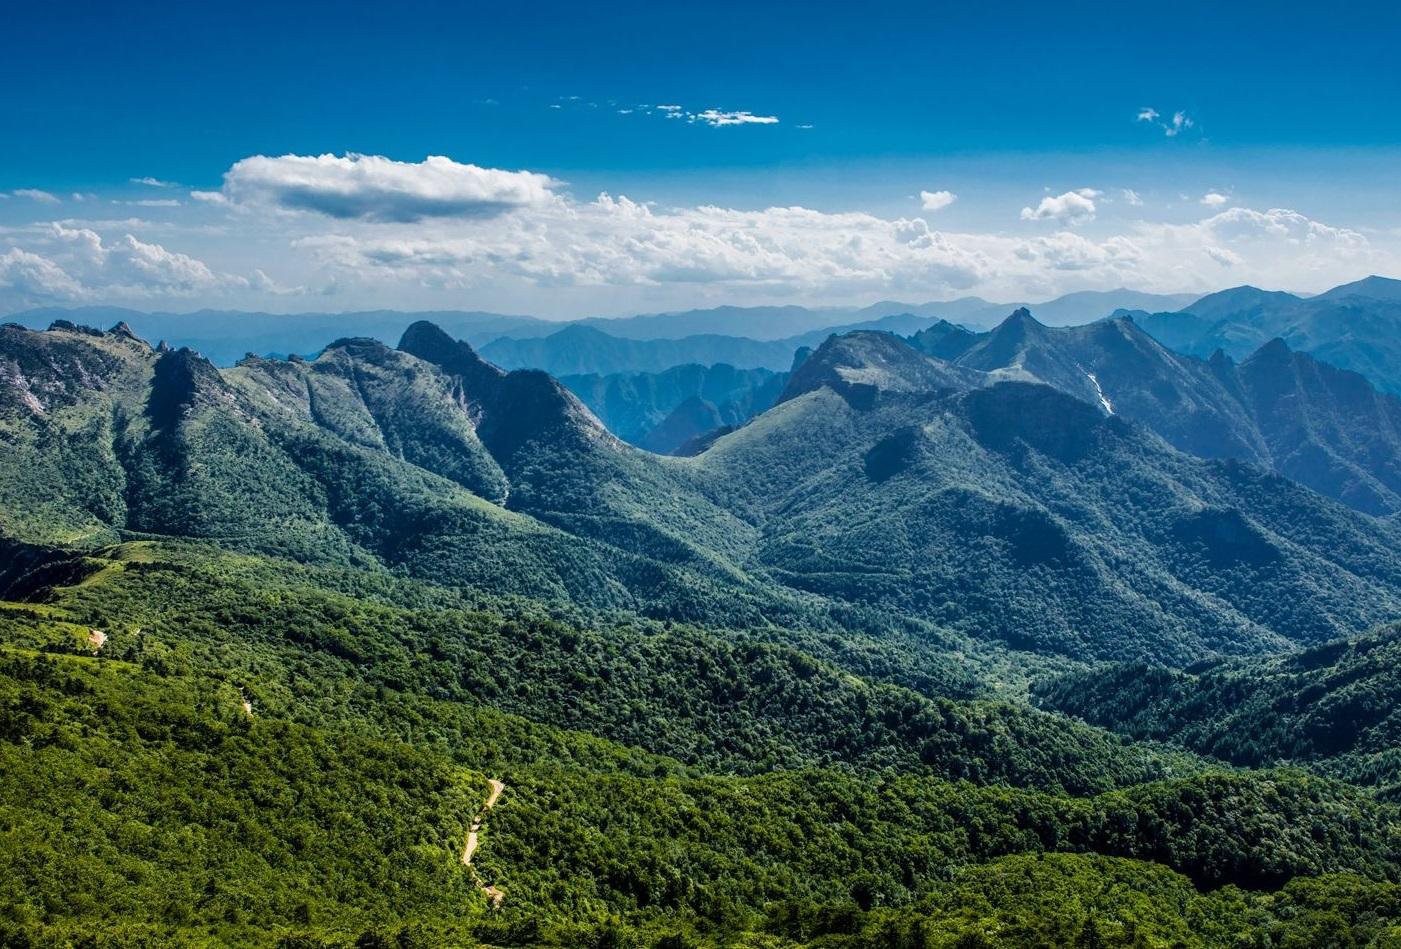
left=1085, top=371, right=1114, bottom=415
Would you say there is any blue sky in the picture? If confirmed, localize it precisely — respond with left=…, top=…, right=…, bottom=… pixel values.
left=3, top=0, right=1400, bottom=316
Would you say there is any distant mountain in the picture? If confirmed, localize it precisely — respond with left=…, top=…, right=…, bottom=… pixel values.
left=2, top=305, right=553, bottom=366
left=857, top=290, right=1200, bottom=328
left=1138, top=280, right=1401, bottom=396
left=481, top=315, right=958, bottom=376
left=1315, top=274, right=1401, bottom=303
left=566, top=291, right=1197, bottom=339
left=5, top=289, right=1199, bottom=370
left=481, top=324, right=801, bottom=374
left=559, top=363, right=786, bottom=453
left=576, top=304, right=857, bottom=341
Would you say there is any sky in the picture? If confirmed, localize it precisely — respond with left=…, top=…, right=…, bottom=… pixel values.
left=3, top=0, right=1401, bottom=318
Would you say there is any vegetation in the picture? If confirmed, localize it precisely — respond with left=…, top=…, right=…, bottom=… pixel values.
left=5, top=320, right=1401, bottom=946
left=1035, top=623, right=1401, bottom=797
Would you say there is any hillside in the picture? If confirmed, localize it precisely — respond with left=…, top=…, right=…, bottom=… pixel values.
left=694, top=362, right=1401, bottom=661
left=4, top=541, right=1401, bottom=946
left=1034, top=622, right=1401, bottom=796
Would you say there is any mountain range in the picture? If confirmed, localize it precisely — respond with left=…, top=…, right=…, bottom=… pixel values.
left=903, top=309, right=1401, bottom=515
left=3, top=288, right=1197, bottom=368
left=7, top=317, right=1401, bottom=665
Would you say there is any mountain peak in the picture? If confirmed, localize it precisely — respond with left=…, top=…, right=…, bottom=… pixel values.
left=1248, top=337, right=1293, bottom=363
left=779, top=330, right=977, bottom=407
left=398, top=320, right=505, bottom=390
left=107, top=321, right=146, bottom=345
left=1317, top=274, right=1401, bottom=303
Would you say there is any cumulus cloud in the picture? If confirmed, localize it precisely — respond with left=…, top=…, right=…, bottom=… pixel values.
left=1013, top=231, right=1143, bottom=273
left=130, top=176, right=179, bottom=188
left=11, top=189, right=60, bottom=204
left=1020, top=189, right=1100, bottom=225
left=0, top=247, right=85, bottom=299
left=1, top=151, right=1388, bottom=313
left=920, top=190, right=957, bottom=211
left=295, top=193, right=991, bottom=296
left=1121, top=189, right=1144, bottom=206
left=1124, top=207, right=1372, bottom=288
left=1200, top=191, right=1230, bottom=207
left=213, top=153, right=560, bottom=223
left=0, top=223, right=240, bottom=307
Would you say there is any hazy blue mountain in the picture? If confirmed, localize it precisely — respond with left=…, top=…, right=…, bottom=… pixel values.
left=4, top=305, right=552, bottom=365
left=6, top=288, right=1200, bottom=372
left=576, top=304, right=858, bottom=340
left=559, top=363, right=787, bottom=452
left=480, top=324, right=801, bottom=374
left=1139, top=285, right=1401, bottom=395
left=860, top=290, right=1200, bottom=328
left=1315, top=274, right=1401, bottom=302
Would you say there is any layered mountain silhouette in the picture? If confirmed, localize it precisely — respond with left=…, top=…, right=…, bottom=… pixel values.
left=8, top=317, right=1401, bottom=665
left=894, top=309, right=1401, bottom=515
left=1137, top=276, right=1401, bottom=396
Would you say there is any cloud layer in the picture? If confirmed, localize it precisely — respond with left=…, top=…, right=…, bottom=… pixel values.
left=0, top=152, right=1389, bottom=315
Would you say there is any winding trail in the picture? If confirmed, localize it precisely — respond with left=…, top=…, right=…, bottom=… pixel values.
left=462, top=778, right=506, bottom=908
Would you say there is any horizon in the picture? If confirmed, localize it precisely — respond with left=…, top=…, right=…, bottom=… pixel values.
left=3, top=276, right=1389, bottom=326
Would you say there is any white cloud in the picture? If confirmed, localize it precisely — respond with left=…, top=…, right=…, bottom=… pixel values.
left=1136, top=107, right=1196, bottom=137
left=213, top=153, right=560, bottom=223
left=0, top=223, right=241, bottom=307
left=693, top=109, right=779, bottom=127
left=1165, top=111, right=1194, bottom=137
left=294, top=193, right=991, bottom=297
left=1013, top=231, right=1143, bottom=272
left=919, top=190, right=957, bottom=211
left=0, top=248, right=85, bottom=299
left=1200, top=191, right=1230, bottom=207
left=1205, top=246, right=1241, bottom=267
left=11, top=189, right=60, bottom=204
left=1020, top=189, right=1100, bottom=226
left=0, top=150, right=1389, bottom=315
left=130, top=176, right=179, bottom=188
